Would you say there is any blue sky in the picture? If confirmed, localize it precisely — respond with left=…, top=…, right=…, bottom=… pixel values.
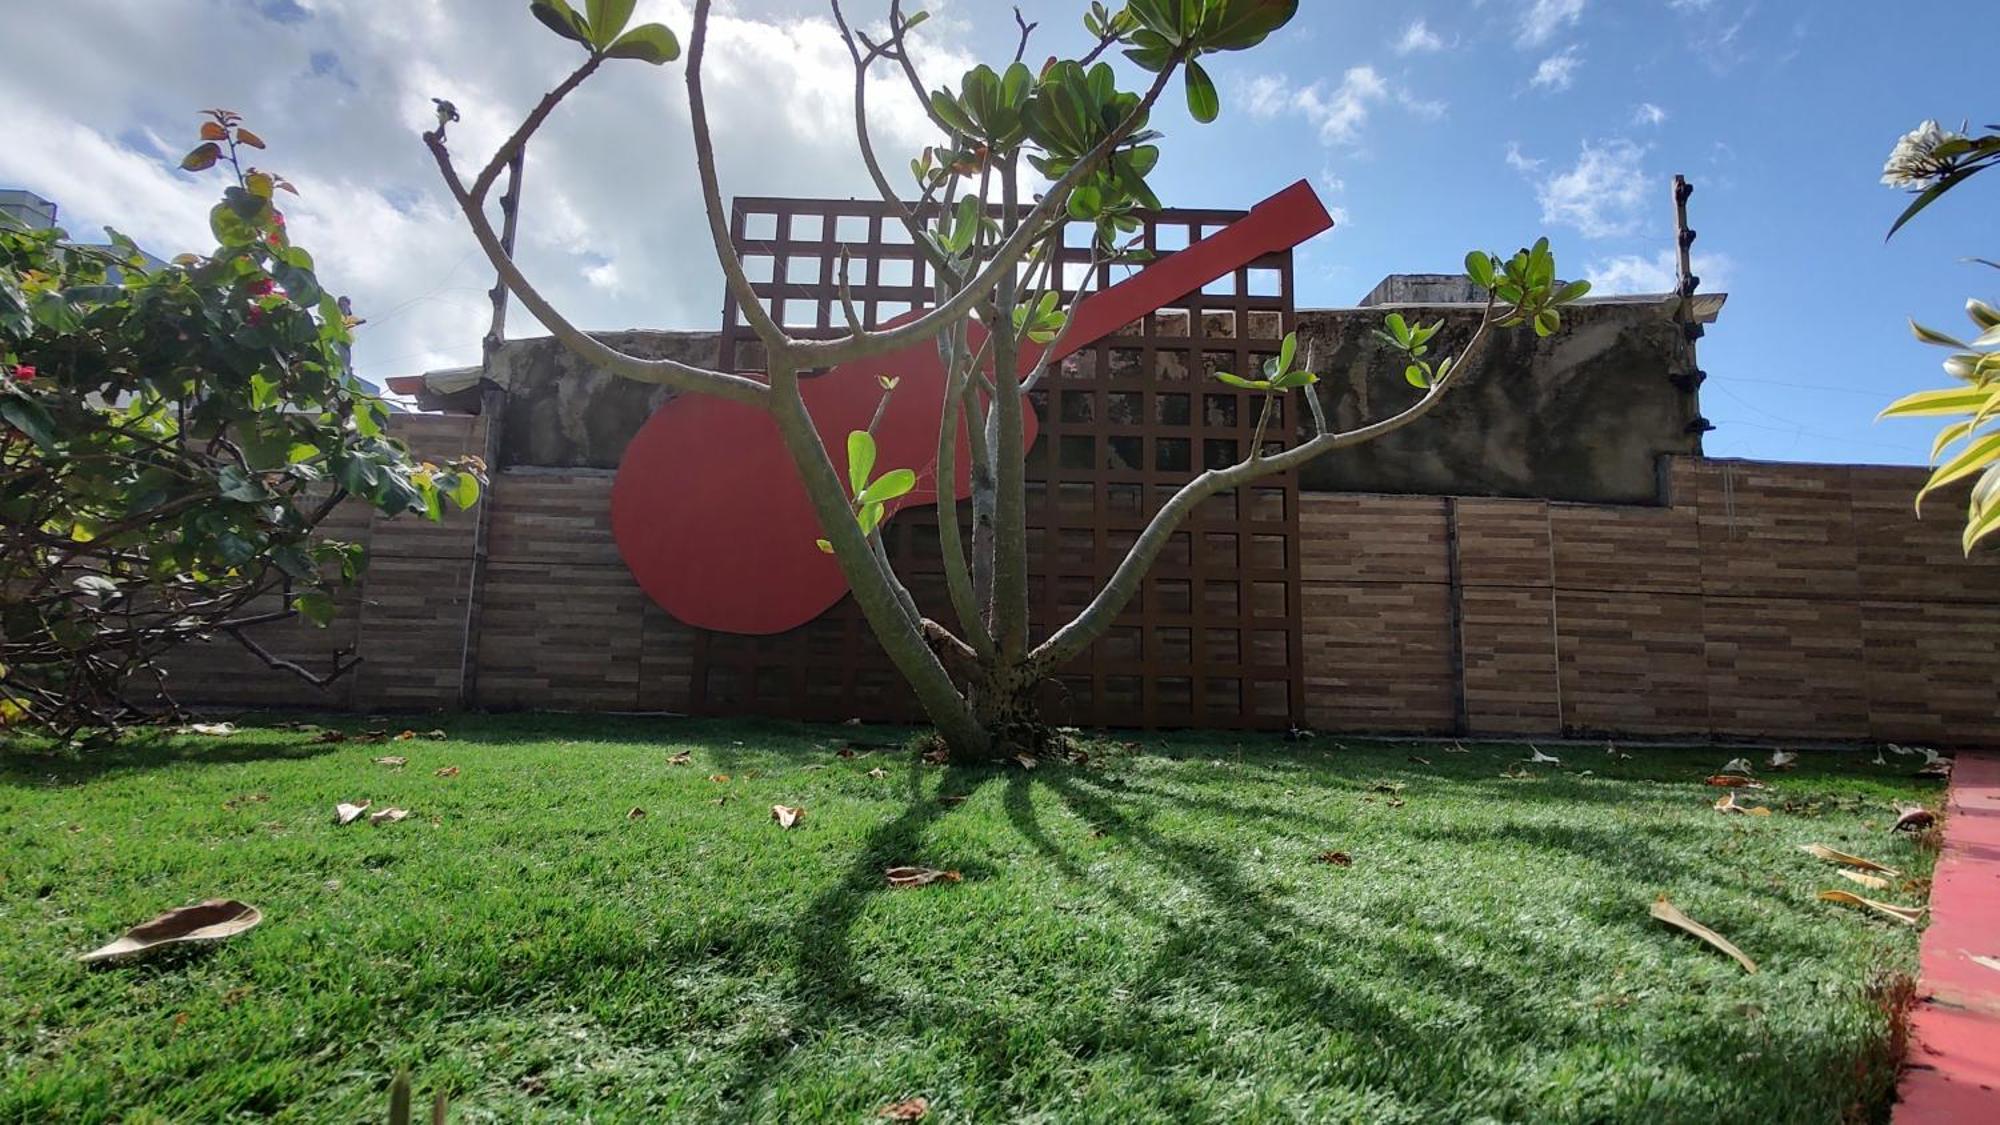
left=2, top=0, right=1996, bottom=466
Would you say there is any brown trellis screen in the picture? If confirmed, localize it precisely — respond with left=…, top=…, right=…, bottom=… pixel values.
left=689, top=196, right=1303, bottom=729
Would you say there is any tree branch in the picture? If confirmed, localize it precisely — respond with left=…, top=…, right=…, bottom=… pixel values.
left=1033, top=304, right=1502, bottom=669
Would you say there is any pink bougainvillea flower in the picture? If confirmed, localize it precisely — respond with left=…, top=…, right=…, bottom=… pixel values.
left=11, top=365, right=35, bottom=382
left=247, top=278, right=275, bottom=296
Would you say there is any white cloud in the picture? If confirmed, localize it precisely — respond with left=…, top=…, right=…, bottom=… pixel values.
left=1633, top=101, right=1668, bottom=126
left=1393, top=19, right=1445, bottom=55
left=1295, top=67, right=1391, bottom=144
left=1519, top=138, right=1652, bottom=239
left=1584, top=248, right=1733, bottom=295
left=1237, top=66, right=1441, bottom=145
left=1529, top=46, right=1582, bottom=92
left=0, top=0, right=978, bottom=387
left=1504, top=141, right=1542, bottom=173
left=1516, top=0, right=1587, bottom=48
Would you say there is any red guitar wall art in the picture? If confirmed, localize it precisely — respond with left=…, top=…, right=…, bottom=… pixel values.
left=611, top=179, right=1333, bottom=636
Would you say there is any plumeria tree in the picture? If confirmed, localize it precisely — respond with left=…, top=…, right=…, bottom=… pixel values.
left=0, top=113, right=482, bottom=738
left=1879, top=118, right=2000, bottom=552
left=429, top=0, right=1584, bottom=758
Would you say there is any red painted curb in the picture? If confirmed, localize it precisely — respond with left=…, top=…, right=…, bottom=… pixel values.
left=1895, top=751, right=2000, bottom=1123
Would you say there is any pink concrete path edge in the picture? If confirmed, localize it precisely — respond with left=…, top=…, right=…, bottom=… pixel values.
left=1895, top=751, right=2000, bottom=1122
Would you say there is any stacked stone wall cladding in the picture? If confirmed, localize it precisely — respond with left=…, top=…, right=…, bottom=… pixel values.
left=167, top=417, right=2000, bottom=745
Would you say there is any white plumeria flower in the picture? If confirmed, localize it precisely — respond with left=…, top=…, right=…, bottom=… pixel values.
left=1882, top=119, right=1967, bottom=188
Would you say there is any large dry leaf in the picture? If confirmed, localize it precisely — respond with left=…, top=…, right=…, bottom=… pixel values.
left=1837, top=868, right=1891, bottom=891
left=434, top=765, right=460, bottom=779
left=1892, top=805, right=1937, bottom=833
left=1650, top=896, right=1758, bottom=973
left=78, top=899, right=262, bottom=964
left=1713, top=791, right=1772, bottom=816
left=1769, top=750, right=1799, bottom=770
left=373, top=756, right=407, bottom=768
left=1316, top=851, right=1354, bottom=867
left=1705, top=775, right=1764, bottom=789
left=627, top=807, right=646, bottom=821
left=1798, top=843, right=1902, bottom=876
left=867, top=767, right=890, bottom=779
left=921, top=747, right=950, bottom=766
left=369, top=808, right=410, bottom=826
left=708, top=773, right=731, bottom=783
left=885, top=866, right=961, bottom=889
left=335, top=800, right=371, bottom=826
left=1719, top=757, right=1754, bottom=775
left=877, top=1096, right=929, bottom=1120
left=1524, top=747, right=1561, bottom=765
left=771, top=804, right=805, bottom=829
left=180, top=722, right=238, bottom=737
left=1818, top=889, right=1925, bottom=926
left=393, top=730, right=417, bottom=742
left=667, top=751, right=692, bottom=766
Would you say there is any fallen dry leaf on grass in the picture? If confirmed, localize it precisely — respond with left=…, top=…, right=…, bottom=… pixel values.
left=434, top=766, right=460, bottom=779
left=1818, top=889, right=1925, bottom=926
left=369, top=808, right=410, bottom=826
left=1316, top=851, right=1353, bottom=867
left=393, top=730, right=417, bottom=742
left=921, top=748, right=950, bottom=765
left=180, top=722, right=238, bottom=737
left=220, top=793, right=268, bottom=811
left=373, top=756, right=407, bottom=768
left=335, top=801, right=371, bottom=826
left=1525, top=747, right=1561, bottom=765
left=627, top=807, right=646, bottom=821
left=313, top=729, right=348, bottom=744
left=667, top=751, right=692, bottom=766
left=771, top=805, right=805, bottom=829
left=1408, top=755, right=1432, bottom=766
left=1650, top=896, right=1758, bottom=973
left=1837, top=869, right=1892, bottom=891
left=867, top=767, right=889, bottom=779
left=1705, top=774, right=1764, bottom=789
left=1892, top=805, right=1936, bottom=833
left=877, top=1096, right=929, bottom=1120
left=836, top=747, right=859, bottom=760
left=1446, top=742, right=1470, bottom=754
left=886, top=866, right=961, bottom=888
left=1013, top=754, right=1039, bottom=770
left=1713, top=791, right=1772, bottom=816
left=1768, top=750, right=1798, bottom=770
left=1798, top=843, right=1902, bottom=876
left=708, top=773, right=731, bottom=783
left=79, top=899, right=262, bottom=964
left=425, top=730, right=448, bottom=741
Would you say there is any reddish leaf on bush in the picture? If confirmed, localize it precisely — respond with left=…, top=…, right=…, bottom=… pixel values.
left=235, top=127, right=266, bottom=149
left=181, top=142, right=222, bottom=170
left=200, top=121, right=229, bottom=140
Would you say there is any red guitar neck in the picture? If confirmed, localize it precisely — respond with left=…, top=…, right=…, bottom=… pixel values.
left=1041, top=179, right=1333, bottom=369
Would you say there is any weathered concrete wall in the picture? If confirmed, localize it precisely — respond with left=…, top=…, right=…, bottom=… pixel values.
left=1295, top=297, right=1702, bottom=504
left=437, top=293, right=1703, bottom=504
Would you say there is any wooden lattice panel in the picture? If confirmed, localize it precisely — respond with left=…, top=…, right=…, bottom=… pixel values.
left=691, top=197, right=1303, bottom=729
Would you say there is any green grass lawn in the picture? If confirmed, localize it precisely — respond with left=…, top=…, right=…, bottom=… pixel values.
left=0, top=716, right=1943, bottom=1123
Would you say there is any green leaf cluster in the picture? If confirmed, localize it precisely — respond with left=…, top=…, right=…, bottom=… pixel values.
left=815, top=430, right=918, bottom=553
left=1881, top=300, right=2000, bottom=551
left=530, top=0, right=680, bottom=64
left=1212, top=330, right=1317, bottom=392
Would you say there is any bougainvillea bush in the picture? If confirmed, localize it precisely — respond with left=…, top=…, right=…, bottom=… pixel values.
left=0, top=112, right=480, bottom=739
